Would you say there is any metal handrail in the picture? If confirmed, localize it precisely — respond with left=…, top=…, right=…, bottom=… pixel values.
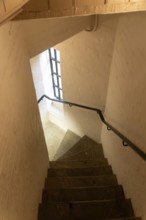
left=38, top=94, right=146, bottom=162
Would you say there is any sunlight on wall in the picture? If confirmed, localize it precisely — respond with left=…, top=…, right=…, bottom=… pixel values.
left=30, top=50, right=66, bottom=129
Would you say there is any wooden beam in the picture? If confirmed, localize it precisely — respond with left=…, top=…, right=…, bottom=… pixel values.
left=0, top=0, right=29, bottom=25
left=15, top=0, right=146, bottom=21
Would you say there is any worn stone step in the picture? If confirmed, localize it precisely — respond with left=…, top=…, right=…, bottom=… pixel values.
left=53, top=130, right=81, bottom=161
left=104, top=218, right=141, bottom=220
left=59, top=135, right=104, bottom=161
left=45, top=174, right=118, bottom=188
left=38, top=202, right=139, bottom=220
left=45, top=185, right=125, bottom=201
left=40, top=199, right=134, bottom=220
left=47, top=166, right=113, bottom=177
left=50, top=158, right=109, bottom=168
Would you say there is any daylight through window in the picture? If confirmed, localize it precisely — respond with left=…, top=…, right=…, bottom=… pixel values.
left=49, top=48, right=63, bottom=100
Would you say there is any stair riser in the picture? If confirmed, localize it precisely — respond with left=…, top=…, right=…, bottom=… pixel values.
left=45, top=175, right=118, bottom=188
left=48, top=166, right=113, bottom=177
left=45, top=186, right=125, bottom=201
left=60, top=152, right=104, bottom=161
left=44, top=199, right=134, bottom=220
left=50, top=159, right=108, bottom=168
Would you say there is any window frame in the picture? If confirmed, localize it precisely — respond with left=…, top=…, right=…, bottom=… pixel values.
left=49, top=48, right=63, bottom=100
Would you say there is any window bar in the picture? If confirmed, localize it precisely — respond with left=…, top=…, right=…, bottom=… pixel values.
left=54, top=49, right=61, bottom=100
left=49, top=49, right=57, bottom=98
left=49, top=48, right=62, bottom=100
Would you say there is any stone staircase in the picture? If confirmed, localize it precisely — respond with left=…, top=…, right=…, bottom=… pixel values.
left=38, top=135, right=141, bottom=220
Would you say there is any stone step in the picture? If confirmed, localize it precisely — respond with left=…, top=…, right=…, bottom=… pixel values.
left=38, top=204, right=139, bottom=220
left=50, top=158, right=108, bottom=168
left=45, top=174, right=118, bottom=188
left=59, top=135, right=104, bottom=161
left=39, top=199, right=134, bottom=220
left=44, top=185, right=125, bottom=201
left=53, top=130, right=81, bottom=161
left=47, top=166, right=113, bottom=177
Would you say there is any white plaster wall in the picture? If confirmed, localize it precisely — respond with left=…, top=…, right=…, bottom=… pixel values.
left=30, top=51, right=53, bottom=123
left=30, top=50, right=66, bottom=130
left=21, top=16, right=91, bottom=58
left=102, top=11, right=146, bottom=219
left=0, top=22, right=49, bottom=220
left=55, top=15, right=119, bottom=142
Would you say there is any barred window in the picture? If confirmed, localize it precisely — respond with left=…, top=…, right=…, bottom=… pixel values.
left=49, top=48, right=63, bottom=100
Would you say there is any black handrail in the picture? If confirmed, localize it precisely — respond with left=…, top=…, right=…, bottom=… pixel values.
left=38, top=94, right=146, bottom=162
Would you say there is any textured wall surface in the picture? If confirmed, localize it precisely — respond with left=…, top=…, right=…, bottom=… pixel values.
left=102, top=11, right=146, bottom=220
left=47, top=0, right=146, bottom=16
left=0, top=22, right=49, bottom=220
left=55, top=15, right=119, bottom=142
left=15, top=0, right=146, bottom=20
left=23, top=0, right=48, bottom=11
left=21, top=16, right=91, bottom=58
left=0, top=0, right=29, bottom=25
left=30, top=51, right=52, bottom=123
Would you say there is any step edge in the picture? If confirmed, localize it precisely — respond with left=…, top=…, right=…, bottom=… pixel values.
left=45, top=198, right=132, bottom=205
left=45, top=184, right=123, bottom=190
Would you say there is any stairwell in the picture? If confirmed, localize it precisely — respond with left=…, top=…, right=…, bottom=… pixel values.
left=38, top=135, right=141, bottom=220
